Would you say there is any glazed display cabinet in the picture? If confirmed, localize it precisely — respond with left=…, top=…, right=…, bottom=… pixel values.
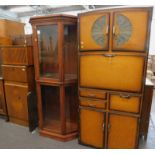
left=30, top=15, right=78, bottom=141
left=78, top=7, right=152, bottom=148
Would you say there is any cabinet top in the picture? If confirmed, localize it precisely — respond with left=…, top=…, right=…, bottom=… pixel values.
left=78, top=6, right=153, bottom=17
left=29, top=14, right=77, bottom=24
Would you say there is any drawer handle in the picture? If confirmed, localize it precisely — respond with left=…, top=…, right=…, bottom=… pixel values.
left=89, top=103, right=96, bottom=107
left=102, top=54, right=116, bottom=57
left=88, top=94, right=96, bottom=97
left=22, top=68, right=26, bottom=71
left=120, top=94, right=131, bottom=99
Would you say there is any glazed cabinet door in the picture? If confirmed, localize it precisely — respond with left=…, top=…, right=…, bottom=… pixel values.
left=36, top=24, right=59, bottom=80
left=79, top=13, right=110, bottom=51
left=112, top=9, right=150, bottom=52
left=107, top=113, right=139, bottom=148
left=79, top=108, right=105, bottom=148
left=80, top=54, right=145, bottom=92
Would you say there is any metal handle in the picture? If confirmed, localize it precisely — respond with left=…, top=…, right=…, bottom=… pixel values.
left=103, top=123, right=105, bottom=131
left=108, top=124, right=111, bottom=132
left=102, top=54, right=116, bottom=57
left=88, top=94, right=96, bottom=97
left=120, top=94, right=131, bottom=99
left=106, top=26, right=109, bottom=35
left=113, top=26, right=116, bottom=35
left=89, top=103, right=96, bottom=107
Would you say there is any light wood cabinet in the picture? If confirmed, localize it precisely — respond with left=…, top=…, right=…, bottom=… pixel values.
left=78, top=7, right=152, bottom=149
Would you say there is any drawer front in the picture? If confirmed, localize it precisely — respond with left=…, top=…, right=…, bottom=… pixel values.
left=2, top=65, right=34, bottom=83
left=80, top=55, right=144, bottom=92
left=4, top=82, right=29, bottom=121
left=1, top=46, right=33, bottom=65
left=109, top=94, right=141, bottom=113
left=80, top=97, right=106, bottom=109
left=80, top=89, right=106, bottom=99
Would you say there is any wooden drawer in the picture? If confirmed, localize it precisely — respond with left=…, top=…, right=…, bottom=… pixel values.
left=1, top=46, right=33, bottom=65
left=2, top=65, right=34, bottom=83
left=109, top=93, right=141, bottom=113
left=80, top=97, right=106, bottom=109
left=79, top=89, right=106, bottom=99
left=80, top=54, right=145, bottom=92
left=0, top=37, right=12, bottom=45
left=4, top=82, right=29, bottom=126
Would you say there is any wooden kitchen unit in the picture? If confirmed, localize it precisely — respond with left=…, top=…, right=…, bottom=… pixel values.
left=1, top=45, right=37, bottom=131
left=30, top=14, right=78, bottom=141
left=78, top=7, right=153, bottom=148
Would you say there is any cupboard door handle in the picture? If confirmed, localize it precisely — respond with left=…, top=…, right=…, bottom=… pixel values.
left=113, top=26, right=116, bottom=35
left=103, top=123, right=105, bottom=130
left=108, top=124, right=111, bottom=132
left=106, top=26, right=109, bottom=35
left=102, top=54, right=116, bottom=57
left=120, top=94, right=131, bottom=99
left=17, top=96, right=21, bottom=100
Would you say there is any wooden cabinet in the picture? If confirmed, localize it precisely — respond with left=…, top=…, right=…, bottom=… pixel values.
left=0, top=78, right=7, bottom=116
left=1, top=45, right=37, bottom=131
left=78, top=7, right=152, bottom=149
left=140, top=79, right=154, bottom=140
left=30, top=15, right=78, bottom=141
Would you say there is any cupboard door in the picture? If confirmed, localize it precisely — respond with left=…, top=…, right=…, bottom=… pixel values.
left=79, top=13, right=109, bottom=51
left=36, top=25, right=59, bottom=80
left=112, top=9, right=150, bottom=51
left=107, top=114, right=138, bottom=149
left=5, top=82, right=29, bottom=124
left=80, top=108, right=105, bottom=148
left=80, top=54, right=144, bottom=92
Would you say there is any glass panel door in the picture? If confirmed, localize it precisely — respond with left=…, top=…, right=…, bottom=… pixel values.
left=41, top=85, right=61, bottom=133
left=64, top=24, right=77, bottom=81
left=37, top=25, right=59, bottom=79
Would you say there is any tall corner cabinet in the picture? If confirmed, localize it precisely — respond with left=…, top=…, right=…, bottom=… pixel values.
left=30, top=15, right=78, bottom=141
left=78, top=7, right=153, bottom=148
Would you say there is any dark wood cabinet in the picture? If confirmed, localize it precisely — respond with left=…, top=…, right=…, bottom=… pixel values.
left=140, top=79, right=154, bottom=140
left=30, top=14, right=78, bottom=141
left=0, top=78, right=7, bottom=116
left=1, top=45, right=37, bottom=131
